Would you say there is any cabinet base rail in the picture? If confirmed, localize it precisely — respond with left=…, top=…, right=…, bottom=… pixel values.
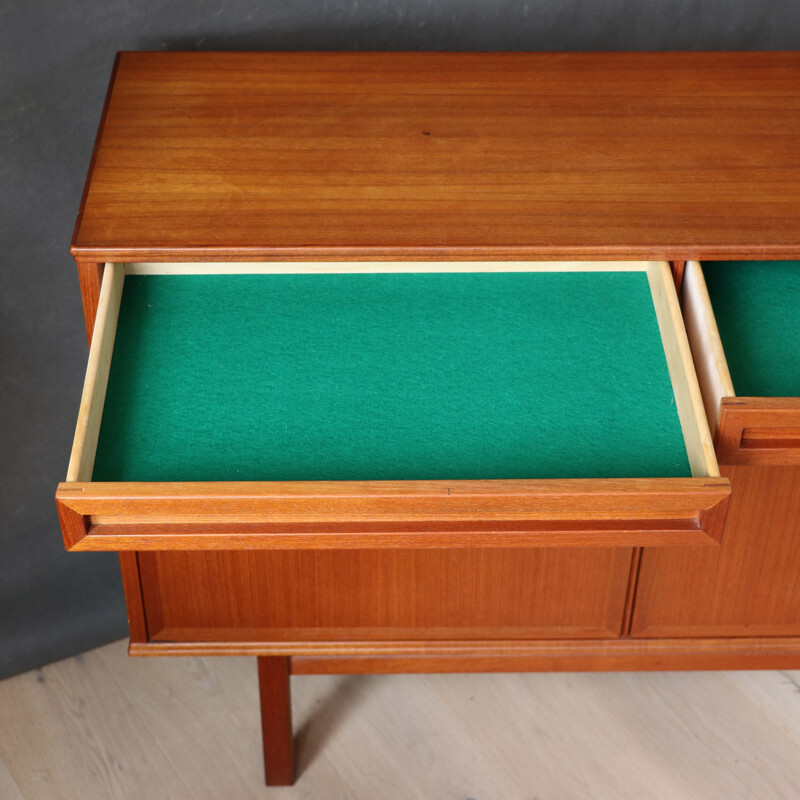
left=251, top=638, right=800, bottom=785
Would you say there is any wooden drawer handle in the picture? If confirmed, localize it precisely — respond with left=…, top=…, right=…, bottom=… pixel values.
left=716, top=399, right=800, bottom=465
left=740, top=427, right=800, bottom=451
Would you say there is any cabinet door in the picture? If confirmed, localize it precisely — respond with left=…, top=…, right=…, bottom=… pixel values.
left=139, top=548, right=635, bottom=644
left=632, top=463, right=800, bottom=637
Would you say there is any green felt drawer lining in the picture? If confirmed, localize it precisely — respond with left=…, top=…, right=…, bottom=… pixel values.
left=92, top=271, right=691, bottom=482
left=703, top=261, right=800, bottom=399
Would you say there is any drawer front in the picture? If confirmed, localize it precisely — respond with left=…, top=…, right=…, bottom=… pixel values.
left=138, top=548, right=634, bottom=644
left=56, top=260, right=729, bottom=552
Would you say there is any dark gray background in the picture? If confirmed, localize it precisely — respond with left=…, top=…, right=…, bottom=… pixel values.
left=2, top=1, right=799, bottom=681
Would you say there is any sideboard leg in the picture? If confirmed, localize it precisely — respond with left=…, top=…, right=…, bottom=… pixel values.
left=258, top=656, right=295, bottom=786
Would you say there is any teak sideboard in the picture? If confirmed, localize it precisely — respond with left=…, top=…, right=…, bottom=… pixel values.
left=56, top=52, right=800, bottom=786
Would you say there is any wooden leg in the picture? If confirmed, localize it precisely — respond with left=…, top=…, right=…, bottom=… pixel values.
left=258, top=656, right=295, bottom=786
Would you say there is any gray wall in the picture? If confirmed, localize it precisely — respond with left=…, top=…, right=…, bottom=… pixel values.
left=2, top=0, right=799, bottom=680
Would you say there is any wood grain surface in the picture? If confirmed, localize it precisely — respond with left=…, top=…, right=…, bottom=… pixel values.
left=75, top=262, right=104, bottom=343
left=286, top=637, right=800, bottom=672
left=642, top=261, right=800, bottom=640
left=135, top=547, right=634, bottom=643
left=54, top=477, right=731, bottom=550
left=716, top=398, right=800, bottom=465
left=126, top=634, right=800, bottom=670
left=632, top=464, right=800, bottom=637
left=258, top=657, right=294, bottom=786
left=117, top=553, right=148, bottom=644
left=72, top=51, right=800, bottom=262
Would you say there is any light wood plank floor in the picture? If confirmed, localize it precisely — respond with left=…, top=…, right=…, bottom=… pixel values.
left=1, top=640, right=799, bottom=799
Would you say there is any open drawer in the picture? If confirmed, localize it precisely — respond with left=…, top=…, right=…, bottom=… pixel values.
left=682, top=260, right=800, bottom=466
left=56, top=261, right=729, bottom=551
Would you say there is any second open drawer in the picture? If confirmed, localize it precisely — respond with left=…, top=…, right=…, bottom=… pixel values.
left=681, top=260, right=800, bottom=466
left=56, top=260, right=729, bottom=551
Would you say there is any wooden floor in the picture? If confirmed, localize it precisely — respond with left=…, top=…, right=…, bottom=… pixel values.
left=1, top=640, right=799, bottom=799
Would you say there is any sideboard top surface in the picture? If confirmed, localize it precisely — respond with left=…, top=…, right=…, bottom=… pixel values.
left=72, top=51, right=800, bottom=262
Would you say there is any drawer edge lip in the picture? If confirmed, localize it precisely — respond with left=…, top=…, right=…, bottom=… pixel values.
left=55, top=476, right=730, bottom=551
left=55, top=476, right=731, bottom=496
left=69, top=245, right=800, bottom=263
left=721, top=397, right=800, bottom=409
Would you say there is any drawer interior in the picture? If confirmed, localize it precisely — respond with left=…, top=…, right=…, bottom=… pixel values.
left=95, top=269, right=688, bottom=481
left=702, top=261, right=800, bottom=398
left=74, top=261, right=713, bottom=484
